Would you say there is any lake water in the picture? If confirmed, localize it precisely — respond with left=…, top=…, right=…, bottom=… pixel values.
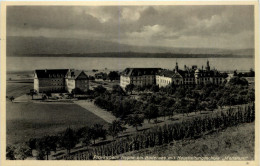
left=7, top=57, right=254, bottom=72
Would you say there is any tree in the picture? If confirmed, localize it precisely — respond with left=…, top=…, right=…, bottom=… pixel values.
left=112, top=85, right=126, bottom=96
left=28, top=138, right=37, bottom=150
left=247, top=90, right=255, bottom=103
left=27, top=89, right=37, bottom=100
left=126, top=114, right=144, bottom=131
left=61, top=128, right=77, bottom=155
left=37, top=136, right=58, bottom=160
left=108, top=120, right=125, bottom=140
left=45, top=92, right=52, bottom=99
left=144, top=104, right=159, bottom=123
left=35, top=136, right=58, bottom=160
left=108, top=71, right=120, bottom=81
left=159, top=106, right=168, bottom=120
left=76, top=127, right=92, bottom=146
left=13, top=144, right=31, bottom=160
left=185, top=102, right=196, bottom=116
left=173, top=101, right=182, bottom=115
left=94, top=85, right=107, bottom=95
left=9, top=96, right=15, bottom=102
left=150, top=84, right=159, bottom=92
left=233, top=70, right=238, bottom=76
left=125, top=84, right=135, bottom=95
left=6, top=145, right=15, bottom=160
left=175, top=87, right=186, bottom=98
left=71, top=88, right=84, bottom=95
left=207, top=99, right=217, bottom=112
left=42, top=95, right=47, bottom=100
left=249, top=68, right=255, bottom=77
left=198, top=101, right=207, bottom=114
left=193, top=99, right=199, bottom=114
left=229, top=77, right=248, bottom=86
left=90, top=124, right=107, bottom=144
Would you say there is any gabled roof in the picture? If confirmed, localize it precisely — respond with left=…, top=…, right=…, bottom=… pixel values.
left=158, top=69, right=193, bottom=79
left=66, top=70, right=89, bottom=80
left=158, top=69, right=175, bottom=77
left=173, top=72, right=183, bottom=79
left=121, top=68, right=161, bottom=77
left=35, top=69, right=69, bottom=78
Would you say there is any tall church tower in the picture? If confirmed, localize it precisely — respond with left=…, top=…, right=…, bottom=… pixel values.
left=206, top=60, right=210, bottom=71
left=175, top=61, right=179, bottom=73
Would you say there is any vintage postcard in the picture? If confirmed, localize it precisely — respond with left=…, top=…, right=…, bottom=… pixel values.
left=0, top=1, right=259, bottom=166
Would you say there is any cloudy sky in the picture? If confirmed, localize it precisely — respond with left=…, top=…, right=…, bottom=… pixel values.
left=7, top=5, right=254, bottom=49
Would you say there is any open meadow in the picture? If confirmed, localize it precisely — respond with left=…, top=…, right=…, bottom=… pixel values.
left=6, top=82, right=33, bottom=98
left=6, top=80, right=108, bottom=145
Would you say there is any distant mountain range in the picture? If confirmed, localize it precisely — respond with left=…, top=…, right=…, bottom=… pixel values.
left=7, top=36, right=254, bottom=58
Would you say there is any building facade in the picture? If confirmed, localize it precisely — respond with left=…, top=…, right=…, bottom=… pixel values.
left=120, top=68, right=161, bottom=89
left=156, top=61, right=227, bottom=88
left=65, top=70, right=89, bottom=93
left=34, top=69, right=89, bottom=93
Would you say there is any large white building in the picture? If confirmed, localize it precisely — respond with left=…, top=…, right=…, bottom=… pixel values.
left=34, top=69, right=89, bottom=93
left=156, top=61, right=226, bottom=88
left=120, top=68, right=161, bottom=89
left=156, top=69, right=184, bottom=88
left=120, top=61, right=227, bottom=89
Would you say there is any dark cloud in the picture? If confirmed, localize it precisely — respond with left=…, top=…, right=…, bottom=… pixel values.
left=7, top=6, right=104, bottom=30
left=7, top=5, right=254, bottom=49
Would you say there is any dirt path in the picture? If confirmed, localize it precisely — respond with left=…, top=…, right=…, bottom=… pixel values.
left=73, top=100, right=117, bottom=123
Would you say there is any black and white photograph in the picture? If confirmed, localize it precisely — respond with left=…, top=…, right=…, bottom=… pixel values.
left=1, top=2, right=258, bottom=164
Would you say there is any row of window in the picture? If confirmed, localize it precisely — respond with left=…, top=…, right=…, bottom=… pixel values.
left=130, top=80, right=154, bottom=84
left=51, top=79, right=63, bottom=82
left=39, top=83, right=64, bottom=86
left=197, top=78, right=222, bottom=81
left=158, top=79, right=171, bottom=84
left=40, top=87, right=65, bottom=91
left=48, top=74, right=64, bottom=78
left=52, top=84, right=64, bottom=86
left=77, top=80, right=88, bottom=83
left=184, top=78, right=195, bottom=81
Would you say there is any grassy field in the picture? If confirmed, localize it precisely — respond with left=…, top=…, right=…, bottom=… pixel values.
left=120, top=123, right=255, bottom=160
left=6, top=82, right=33, bottom=98
left=6, top=102, right=108, bottom=145
left=6, top=81, right=108, bottom=145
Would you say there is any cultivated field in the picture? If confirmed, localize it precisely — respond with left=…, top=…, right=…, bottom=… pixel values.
left=120, top=122, right=255, bottom=160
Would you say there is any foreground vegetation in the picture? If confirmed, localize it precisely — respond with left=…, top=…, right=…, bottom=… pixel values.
left=120, top=122, right=255, bottom=160
left=60, top=103, right=254, bottom=160
left=7, top=102, right=252, bottom=160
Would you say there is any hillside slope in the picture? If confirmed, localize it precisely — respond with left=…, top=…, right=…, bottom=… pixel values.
left=119, top=123, right=255, bottom=160
left=7, top=36, right=254, bottom=56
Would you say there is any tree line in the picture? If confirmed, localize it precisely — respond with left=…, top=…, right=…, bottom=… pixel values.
left=6, top=122, right=125, bottom=160
left=93, top=77, right=254, bottom=125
